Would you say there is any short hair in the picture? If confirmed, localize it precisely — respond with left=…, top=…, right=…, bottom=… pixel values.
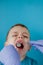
left=11, top=23, right=29, bottom=30
left=6, top=23, right=30, bottom=40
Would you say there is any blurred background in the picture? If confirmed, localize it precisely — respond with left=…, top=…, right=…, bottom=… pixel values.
left=0, top=0, right=43, bottom=50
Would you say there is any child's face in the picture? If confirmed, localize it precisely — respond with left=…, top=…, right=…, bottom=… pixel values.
left=5, top=26, right=30, bottom=60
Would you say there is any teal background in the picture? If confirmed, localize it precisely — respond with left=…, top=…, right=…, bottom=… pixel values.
left=0, top=0, right=43, bottom=50
left=0, top=1, right=43, bottom=65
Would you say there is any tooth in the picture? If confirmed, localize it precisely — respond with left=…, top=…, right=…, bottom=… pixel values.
left=17, top=43, right=21, bottom=47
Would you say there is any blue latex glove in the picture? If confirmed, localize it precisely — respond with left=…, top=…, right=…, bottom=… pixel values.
left=30, top=40, right=43, bottom=53
left=0, top=45, right=20, bottom=65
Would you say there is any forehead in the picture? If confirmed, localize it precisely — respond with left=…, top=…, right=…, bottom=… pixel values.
left=9, top=26, right=29, bottom=35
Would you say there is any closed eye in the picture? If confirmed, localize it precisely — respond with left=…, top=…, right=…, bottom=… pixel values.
left=12, top=34, right=18, bottom=37
left=23, top=35, right=28, bottom=38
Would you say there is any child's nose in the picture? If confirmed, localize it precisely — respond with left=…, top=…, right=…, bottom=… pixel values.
left=18, top=36, right=22, bottom=39
left=18, top=34, right=23, bottom=39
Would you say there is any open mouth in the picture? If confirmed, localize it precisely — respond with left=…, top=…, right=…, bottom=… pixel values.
left=16, top=43, right=24, bottom=49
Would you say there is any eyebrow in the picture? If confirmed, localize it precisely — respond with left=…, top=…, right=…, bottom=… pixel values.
left=13, top=32, right=18, bottom=34
left=13, top=32, right=29, bottom=35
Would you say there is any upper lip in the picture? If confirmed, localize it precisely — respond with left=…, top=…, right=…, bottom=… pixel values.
left=16, top=40, right=23, bottom=44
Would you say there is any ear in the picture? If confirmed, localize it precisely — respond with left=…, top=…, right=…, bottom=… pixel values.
left=4, top=41, right=7, bottom=46
left=4, top=41, right=9, bottom=46
left=27, top=43, right=31, bottom=51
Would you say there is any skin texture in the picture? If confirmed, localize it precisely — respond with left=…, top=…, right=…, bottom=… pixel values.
left=5, top=26, right=30, bottom=61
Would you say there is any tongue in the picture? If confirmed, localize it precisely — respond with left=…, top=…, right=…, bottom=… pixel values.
left=16, top=43, right=24, bottom=49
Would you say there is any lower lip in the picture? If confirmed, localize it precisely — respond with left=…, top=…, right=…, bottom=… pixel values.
left=17, top=47, right=23, bottom=49
left=16, top=45, right=24, bottom=49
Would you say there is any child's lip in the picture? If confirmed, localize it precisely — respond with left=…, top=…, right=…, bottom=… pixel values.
left=16, top=40, right=23, bottom=43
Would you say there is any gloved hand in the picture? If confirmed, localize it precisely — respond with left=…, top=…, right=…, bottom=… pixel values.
left=0, top=45, right=20, bottom=65
left=30, top=40, right=43, bottom=53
